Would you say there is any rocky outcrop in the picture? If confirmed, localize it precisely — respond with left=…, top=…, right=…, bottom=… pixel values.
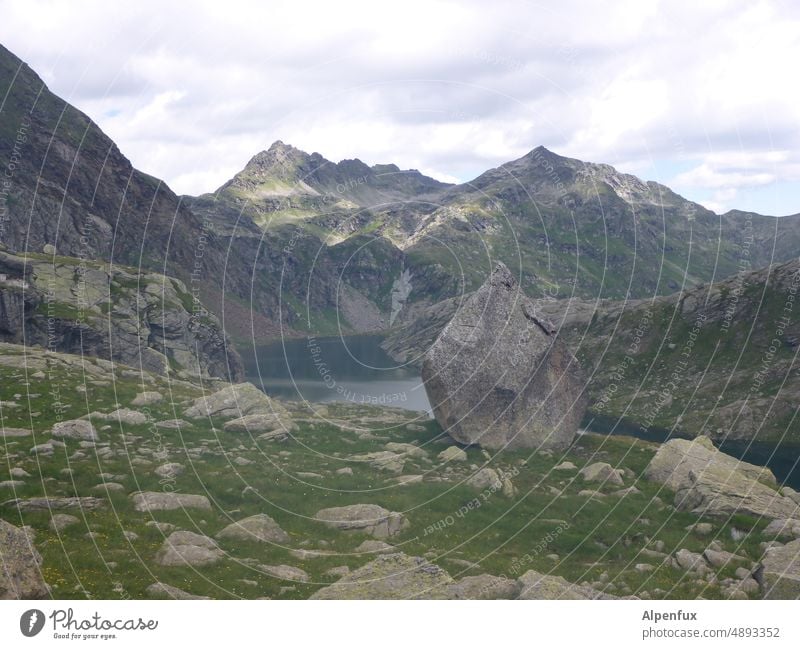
left=0, top=519, right=49, bottom=599
left=314, top=504, right=409, bottom=539
left=644, top=437, right=798, bottom=521
left=0, top=250, right=242, bottom=381
left=421, top=262, right=588, bottom=450
left=146, top=582, right=210, bottom=600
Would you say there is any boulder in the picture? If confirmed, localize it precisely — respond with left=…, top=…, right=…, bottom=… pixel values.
left=438, top=446, right=467, bottom=462
left=131, top=492, right=211, bottom=512
left=132, top=392, right=163, bottom=407
left=216, top=514, right=289, bottom=544
left=155, top=531, right=224, bottom=567
left=579, top=462, right=624, bottom=486
left=145, top=582, right=209, bottom=599
left=761, top=539, right=800, bottom=598
left=516, top=569, right=617, bottom=599
left=223, top=413, right=292, bottom=433
left=104, top=408, right=150, bottom=425
left=421, top=262, right=587, bottom=450
left=444, top=574, right=520, bottom=599
left=466, top=468, right=503, bottom=490
left=51, top=419, right=98, bottom=441
left=348, top=451, right=405, bottom=474
left=762, top=518, right=800, bottom=540
left=644, top=436, right=798, bottom=521
left=258, top=564, right=309, bottom=582
left=184, top=383, right=288, bottom=420
left=674, top=549, right=710, bottom=574
left=0, top=427, right=32, bottom=437
left=4, top=497, right=105, bottom=512
left=310, top=553, right=453, bottom=599
left=0, top=518, right=49, bottom=598
left=154, top=463, right=184, bottom=480
left=314, top=504, right=409, bottom=539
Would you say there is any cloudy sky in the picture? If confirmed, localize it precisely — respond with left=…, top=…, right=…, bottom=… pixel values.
left=3, top=0, right=799, bottom=214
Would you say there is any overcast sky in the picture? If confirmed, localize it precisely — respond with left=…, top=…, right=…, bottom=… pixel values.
left=3, top=0, right=799, bottom=214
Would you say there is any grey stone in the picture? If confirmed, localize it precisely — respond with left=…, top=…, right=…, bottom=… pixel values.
left=0, top=427, right=32, bottom=438
left=52, top=419, right=98, bottom=441
left=216, top=514, right=289, bottom=544
left=421, top=262, right=587, bottom=450
left=155, top=531, right=224, bottom=567
left=761, top=539, right=800, bottom=598
left=445, top=574, right=520, bottom=599
left=579, top=462, right=624, bottom=486
left=131, top=491, right=211, bottom=512
left=132, top=392, right=163, bottom=407
left=0, top=518, right=49, bottom=599
left=154, top=463, right=184, bottom=480
left=311, top=553, right=453, bottom=599
left=3, top=497, right=105, bottom=512
left=145, top=582, right=209, bottom=599
left=438, top=446, right=467, bottom=462
left=517, top=569, right=617, bottom=599
left=258, top=564, right=309, bottom=582
left=466, top=468, right=502, bottom=490
left=314, top=504, right=409, bottom=539
left=644, top=436, right=798, bottom=521
left=184, top=383, right=288, bottom=419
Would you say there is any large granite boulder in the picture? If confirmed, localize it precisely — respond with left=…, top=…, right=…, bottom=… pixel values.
left=644, top=436, right=798, bottom=521
left=0, top=519, right=49, bottom=599
left=421, top=262, right=587, bottom=450
left=155, top=531, right=225, bottom=567
left=216, top=514, right=290, bottom=544
left=516, top=569, right=617, bottom=599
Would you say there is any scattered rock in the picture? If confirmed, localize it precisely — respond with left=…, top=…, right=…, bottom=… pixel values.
left=314, top=504, right=409, bottom=539
left=132, top=392, right=163, bottom=407
left=579, top=462, right=624, bottom=486
left=466, top=468, right=502, bottom=490
left=517, top=569, right=617, bottom=599
left=258, top=564, right=309, bottom=582
left=184, top=383, right=288, bottom=419
left=349, top=451, right=405, bottom=474
left=51, top=419, right=98, bottom=441
left=155, top=531, right=225, bottom=567
left=223, top=413, right=292, bottom=433
left=154, top=463, right=184, bottom=480
left=438, top=446, right=467, bottom=463
left=674, top=549, right=710, bottom=574
left=0, top=518, right=49, bottom=598
left=703, top=548, right=747, bottom=569
left=311, top=553, right=453, bottom=599
left=762, top=518, right=800, bottom=540
left=216, top=514, right=289, bottom=544
left=445, top=574, right=520, bottom=599
left=4, top=497, right=105, bottom=512
left=145, top=582, right=209, bottom=599
left=0, top=427, right=32, bottom=438
left=155, top=419, right=191, bottom=429
left=131, top=492, right=211, bottom=512
left=335, top=467, right=353, bottom=476
left=354, top=540, right=395, bottom=554
left=553, top=461, right=577, bottom=471
left=761, top=538, right=800, bottom=598
left=421, top=262, right=588, bottom=450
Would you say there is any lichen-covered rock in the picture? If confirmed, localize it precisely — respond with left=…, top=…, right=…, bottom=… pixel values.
left=421, top=262, right=587, bottom=450
left=761, top=538, right=800, bottom=598
left=184, top=383, right=288, bottom=420
left=314, top=504, right=409, bottom=539
left=466, top=468, right=502, bottom=490
left=131, top=491, right=211, bottom=512
left=644, top=436, right=798, bottom=521
left=517, top=569, right=617, bottom=599
left=311, top=553, right=453, bottom=599
left=52, top=419, right=98, bottom=441
left=0, top=518, right=49, bottom=599
left=216, top=514, right=289, bottom=544
left=155, top=531, right=224, bottom=567
left=579, top=462, right=624, bottom=486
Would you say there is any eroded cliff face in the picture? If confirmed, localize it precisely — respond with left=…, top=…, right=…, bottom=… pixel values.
left=0, top=249, right=242, bottom=381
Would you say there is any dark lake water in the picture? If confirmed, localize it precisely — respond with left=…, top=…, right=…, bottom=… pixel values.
left=243, top=335, right=799, bottom=489
left=241, top=335, right=432, bottom=413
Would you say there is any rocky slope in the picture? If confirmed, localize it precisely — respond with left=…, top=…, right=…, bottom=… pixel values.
left=0, top=247, right=242, bottom=379
left=1, top=341, right=797, bottom=600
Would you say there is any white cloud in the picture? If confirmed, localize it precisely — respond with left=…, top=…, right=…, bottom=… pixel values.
left=1, top=0, right=798, bottom=213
